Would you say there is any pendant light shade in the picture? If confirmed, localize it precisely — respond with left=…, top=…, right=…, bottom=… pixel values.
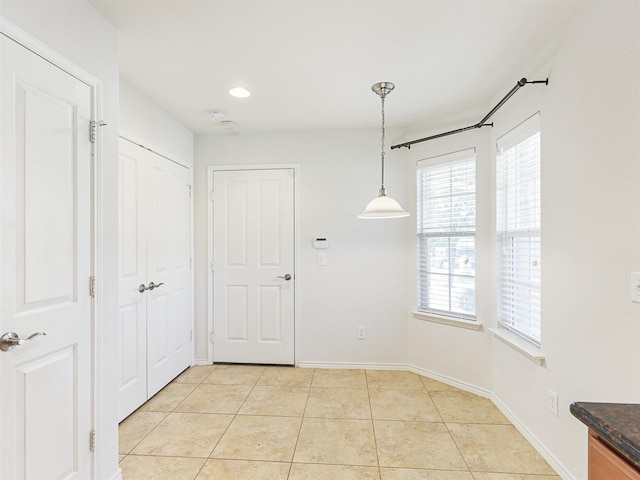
left=358, top=190, right=410, bottom=219
left=358, top=82, right=409, bottom=219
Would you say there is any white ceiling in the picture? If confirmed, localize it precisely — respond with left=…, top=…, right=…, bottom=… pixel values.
left=89, top=0, right=587, bottom=135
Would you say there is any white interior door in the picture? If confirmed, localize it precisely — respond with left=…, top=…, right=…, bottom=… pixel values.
left=212, top=168, right=295, bottom=365
left=117, top=139, right=192, bottom=421
left=0, top=35, right=94, bottom=479
left=117, top=138, right=148, bottom=421
left=146, top=148, right=192, bottom=396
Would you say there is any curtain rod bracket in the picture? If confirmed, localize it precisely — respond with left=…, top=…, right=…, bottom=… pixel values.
left=391, top=77, right=548, bottom=150
left=526, top=78, right=549, bottom=85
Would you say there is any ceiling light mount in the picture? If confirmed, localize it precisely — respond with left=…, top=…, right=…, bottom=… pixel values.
left=358, top=81, right=409, bottom=220
left=371, top=81, right=394, bottom=98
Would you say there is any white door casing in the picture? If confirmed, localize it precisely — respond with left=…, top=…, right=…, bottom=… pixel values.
left=212, top=168, right=295, bottom=365
left=117, top=138, right=192, bottom=421
left=0, top=34, right=94, bottom=479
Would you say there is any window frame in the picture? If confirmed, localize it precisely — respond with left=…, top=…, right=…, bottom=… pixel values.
left=416, top=148, right=477, bottom=321
left=496, top=112, right=542, bottom=346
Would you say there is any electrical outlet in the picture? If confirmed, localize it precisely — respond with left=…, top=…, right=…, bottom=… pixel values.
left=357, top=326, right=366, bottom=340
left=548, top=389, right=558, bottom=417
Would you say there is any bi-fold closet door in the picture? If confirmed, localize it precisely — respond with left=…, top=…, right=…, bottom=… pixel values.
left=118, top=137, right=192, bottom=422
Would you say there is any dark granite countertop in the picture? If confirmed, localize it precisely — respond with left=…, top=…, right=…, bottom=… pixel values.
left=571, top=402, right=640, bottom=470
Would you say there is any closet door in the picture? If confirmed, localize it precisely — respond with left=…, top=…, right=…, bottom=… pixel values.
left=118, top=138, right=148, bottom=421
left=146, top=150, right=192, bottom=397
left=117, top=138, right=192, bottom=421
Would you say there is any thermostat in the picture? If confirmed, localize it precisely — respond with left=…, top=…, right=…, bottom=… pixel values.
left=313, top=238, right=329, bottom=249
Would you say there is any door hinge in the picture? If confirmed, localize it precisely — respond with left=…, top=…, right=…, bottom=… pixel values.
left=89, top=120, right=107, bottom=144
left=189, top=257, right=193, bottom=269
left=190, top=330, right=193, bottom=342
left=210, top=191, right=215, bottom=202
left=89, top=428, right=96, bottom=452
left=210, top=261, right=214, bottom=272
left=89, top=276, right=96, bottom=297
left=210, top=332, right=215, bottom=343
left=188, top=185, right=193, bottom=197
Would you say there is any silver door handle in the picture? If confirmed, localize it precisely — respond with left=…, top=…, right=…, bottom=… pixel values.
left=1, top=332, right=46, bottom=352
left=139, top=284, right=149, bottom=293
left=277, top=274, right=292, bottom=281
left=148, top=282, right=165, bottom=291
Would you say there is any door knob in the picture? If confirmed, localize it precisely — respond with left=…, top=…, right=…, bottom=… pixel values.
left=1, top=332, right=47, bottom=352
left=139, top=284, right=149, bottom=293
left=277, top=274, right=292, bottom=281
left=148, top=282, right=165, bottom=291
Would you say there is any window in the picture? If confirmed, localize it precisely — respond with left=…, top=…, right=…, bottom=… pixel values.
left=417, top=149, right=476, bottom=320
left=496, top=113, right=541, bottom=345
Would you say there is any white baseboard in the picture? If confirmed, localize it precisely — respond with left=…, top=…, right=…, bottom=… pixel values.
left=296, top=361, right=407, bottom=371
left=407, top=364, right=492, bottom=399
left=192, top=358, right=210, bottom=366
left=491, top=394, right=576, bottom=480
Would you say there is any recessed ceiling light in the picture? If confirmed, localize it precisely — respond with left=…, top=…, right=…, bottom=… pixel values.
left=229, top=86, right=251, bottom=98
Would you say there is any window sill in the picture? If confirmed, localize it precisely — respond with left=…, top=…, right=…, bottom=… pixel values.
left=412, top=311, right=482, bottom=331
left=489, top=327, right=545, bottom=366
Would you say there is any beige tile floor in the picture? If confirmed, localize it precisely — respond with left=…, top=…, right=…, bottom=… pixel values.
left=119, top=365, right=561, bottom=480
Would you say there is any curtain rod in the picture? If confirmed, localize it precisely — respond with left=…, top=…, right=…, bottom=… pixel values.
left=390, top=77, right=549, bottom=150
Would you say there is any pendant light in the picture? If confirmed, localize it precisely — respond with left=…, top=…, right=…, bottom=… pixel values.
left=358, top=82, right=410, bottom=219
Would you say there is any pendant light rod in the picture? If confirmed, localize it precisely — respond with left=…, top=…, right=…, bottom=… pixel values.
left=372, top=81, right=394, bottom=194
left=379, top=86, right=387, bottom=193
left=390, top=77, right=548, bottom=150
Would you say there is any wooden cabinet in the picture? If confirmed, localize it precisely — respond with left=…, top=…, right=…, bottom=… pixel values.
left=589, top=431, right=640, bottom=480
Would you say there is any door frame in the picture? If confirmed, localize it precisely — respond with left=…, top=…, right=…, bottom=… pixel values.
left=0, top=17, right=102, bottom=479
left=207, top=164, right=300, bottom=365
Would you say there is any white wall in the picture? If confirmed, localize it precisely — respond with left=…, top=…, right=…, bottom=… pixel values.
left=407, top=2, right=640, bottom=479
left=194, top=129, right=411, bottom=366
left=0, top=1, right=121, bottom=479
left=119, top=80, right=194, bottom=166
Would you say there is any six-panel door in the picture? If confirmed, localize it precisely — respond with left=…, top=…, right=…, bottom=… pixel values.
left=212, top=168, right=295, bottom=365
left=0, top=34, right=94, bottom=479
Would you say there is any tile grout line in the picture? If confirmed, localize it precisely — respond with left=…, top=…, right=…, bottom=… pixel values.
left=120, top=409, right=171, bottom=456
left=193, top=365, right=266, bottom=478
left=287, top=368, right=315, bottom=479
left=420, top=380, right=475, bottom=479
left=431, top=391, right=475, bottom=476
left=365, top=370, right=383, bottom=480
left=204, top=365, right=267, bottom=467
left=119, top=365, right=217, bottom=472
left=174, top=365, right=216, bottom=480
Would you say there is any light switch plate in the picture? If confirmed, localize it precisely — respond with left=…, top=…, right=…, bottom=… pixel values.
left=548, top=389, right=558, bottom=417
left=317, top=252, right=327, bottom=266
left=631, top=272, right=640, bottom=303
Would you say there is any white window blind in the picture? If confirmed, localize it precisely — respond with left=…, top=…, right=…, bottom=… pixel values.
left=496, top=113, right=541, bottom=345
left=417, top=149, right=476, bottom=319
